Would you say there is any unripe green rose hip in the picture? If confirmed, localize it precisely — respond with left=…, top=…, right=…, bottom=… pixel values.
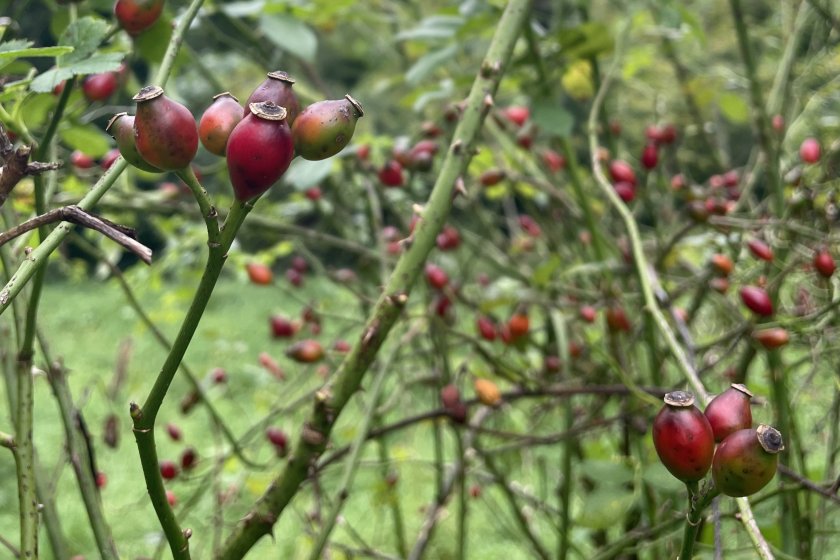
left=292, top=94, right=364, bottom=161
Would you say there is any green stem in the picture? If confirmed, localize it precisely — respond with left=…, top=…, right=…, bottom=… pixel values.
left=132, top=200, right=253, bottom=560
left=218, top=1, right=534, bottom=556
left=306, top=355, right=392, bottom=560
left=154, top=0, right=207, bottom=88
left=47, top=363, right=119, bottom=560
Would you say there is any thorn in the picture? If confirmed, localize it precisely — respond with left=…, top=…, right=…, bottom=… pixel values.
left=454, top=177, right=467, bottom=198
left=483, top=93, right=494, bottom=109
left=412, top=203, right=425, bottom=216
left=452, top=139, right=463, bottom=154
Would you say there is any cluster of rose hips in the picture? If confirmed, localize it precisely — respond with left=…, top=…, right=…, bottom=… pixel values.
left=652, top=386, right=784, bottom=497
left=106, top=71, right=363, bottom=202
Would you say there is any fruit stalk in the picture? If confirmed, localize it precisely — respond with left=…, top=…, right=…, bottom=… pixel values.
left=218, top=1, right=534, bottom=556
left=132, top=200, right=253, bottom=560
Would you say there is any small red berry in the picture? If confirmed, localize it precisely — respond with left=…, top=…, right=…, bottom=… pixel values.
left=114, top=0, right=164, bottom=35
left=100, top=148, right=120, bottom=170
left=476, top=316, right=497, bottom=341
left=82, top=72, right=118, bottom=102
left=502, top=106, right=529, bottom=127
left=814, top=249, right=836, bottom=278
left=211, top=367, right=227, bottom=384
left=608, top=160, right=637, bottom=186
left=166, top=489, right=177, bottom=507
left=378, top=160, right=404, bottom=187
left=180, top=447, right=197, bottom=471
left=640, top=143, right=658, bottom=170
left=579, top=305, right=597, bottom=323
left=70, top=150, right=95, bottom=169
left=133, top=86, right=198, bottom=171
left=740, top=286, right=773, bottom=316
left=285, top=339, right=324, bottom=363
left=286, top=268, right=303, bottom=287
left=165, top=422, right=182, bottom=441
left=710, top=254, right=734, bottom=277
left=425, top=264, right=449, bottom=290
left=613, top=181, right=635, bottom=203
left=159, top=460, right=178, bottom=480
left=799, top=137, right=821, bottom=164
left=747, top=238, right=773, bottom=262
left=541, top=149, right=565, bottom=172
left=507, top=312, right=529, bottom=339
left=246, top=262, right=273, bottom=285
left=752, top=327, right=790, bottom=349
left=270, top=315, right=297, bottom=338
left=605, top=305, right=631, bottom=332
left=479, top=169, right=506, bottom=187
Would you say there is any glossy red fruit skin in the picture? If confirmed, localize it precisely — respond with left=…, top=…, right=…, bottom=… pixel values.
left=752, top=327, right=790, bottom=349
left=115, top=0, right=164, bottom=35
left=814, top=250, right=836, bottom=278
left=133, top=86, right=198, bottom=171
left=740, top=286, right=773, bottom=316
left=712, top=425, right=784, bottom=497
left=800, top=137, right=821, bottom=164
left=199, top=92, right=243, bottom=156
left=226, top=102, right=294, bottom=201
left=704, top=383, right=753, bottom=442
left=379, top=160, right=404, bottom=187
left=246, top=71, right=301, bottom=125
left=292, top=95, right=364, bottom=161
left=652, top=391, right=715, bottom=482
left=640, top=143, right=658, bottom=170
left=747, top=238, right=773, bottom=262
left=503, top=106, right=529, bottom=127
left=83, top=72, right=118, bottom=102
left=106, top=112, right=162, bottom=172
left=609, top=160, right=637, bottom=186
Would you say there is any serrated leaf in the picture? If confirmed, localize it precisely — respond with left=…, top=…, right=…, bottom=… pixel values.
left=259, top=14, right=317, bottom=63
left=0, top=46, right=73, bottom=59
left=59, top=17, right=109, bottom=66
left=0, top=40, right=34, bottom=53
left=719, top=91, right=749, bottom=123
left=30, top=68, right=74, bottom=93
left=532, top=98, right=573, bottom=137
left=406, top=44, right=457, bottom=84
left=59, top=124, right=111, bottom=157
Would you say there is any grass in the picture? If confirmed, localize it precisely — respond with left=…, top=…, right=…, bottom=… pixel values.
left=0, top=271, right=551, bottom=559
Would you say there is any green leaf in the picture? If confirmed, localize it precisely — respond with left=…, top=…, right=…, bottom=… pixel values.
left=557, top=22, right=614, bottom=60
left=59, top=124, right=111, bottom=158
left=719, top=91, right=749, bottom=123
left=532, top=98, right=574, bottom=137
left=219, top=0, right=266, bottom=17
left=532, top=255, right=561, bottom=287
left=30, top=53, right=123, bottom=93
left=396, top=16, right=464, bottom=41
left=0, top=46, right=74, bottom=60
left=259, top=15, right=318, bottom=63
left=59, top=16, right=109, bottom=66
left=406, top=44, right=457, bottom=84
left=579, top=459, right=635, bottom=487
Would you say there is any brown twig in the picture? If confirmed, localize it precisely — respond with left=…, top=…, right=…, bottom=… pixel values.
left=0, top=125, right=62, bottom=208
left=778, top=463, right=840, bottom=505
left=0, top=206, right=152, bottom=264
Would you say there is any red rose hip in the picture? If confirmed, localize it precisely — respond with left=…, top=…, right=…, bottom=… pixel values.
left=292, top=95, right=364, bottom=161
left=246, top=71, right=301, bottom=125
left=133, top=86, right=198, bottom=171
left=115, top=0, right=165, bottom=36
left=704, top=383, right=753, bottom=442
left=712, top=425, right=784, bottom=497
left=814, top=249, right=836, bottom=278
left=652, top=391, right=715, bottom=482
left=226, top=101, right=294, bottom=201
left=199, top=92, right=243, bottom=156
left=740, top=286, right=773, bottom=316
left=106, top=112, right=162, bottom=172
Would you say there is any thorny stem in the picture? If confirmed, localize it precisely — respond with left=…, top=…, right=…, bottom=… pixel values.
left=218, top=1, right=534, bottom=556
